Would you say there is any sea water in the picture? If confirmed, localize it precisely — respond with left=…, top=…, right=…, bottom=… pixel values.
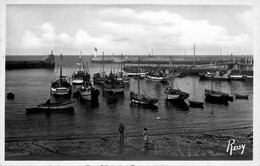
left=5, top=56, right=253, bottom=141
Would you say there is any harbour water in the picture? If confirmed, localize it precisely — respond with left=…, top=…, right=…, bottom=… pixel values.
left=5, top=56, right=253, bottom=142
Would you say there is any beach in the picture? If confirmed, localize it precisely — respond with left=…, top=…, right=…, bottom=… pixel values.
left=6, top=127, right=252, bottom=160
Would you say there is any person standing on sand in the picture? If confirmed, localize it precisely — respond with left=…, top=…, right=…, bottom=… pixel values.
left=143, top=128, right=149, bottom=148
left=118, top=122, right=124, bottom=142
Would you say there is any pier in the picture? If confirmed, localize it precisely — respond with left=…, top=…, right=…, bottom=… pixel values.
left=6, top=51, right=55, bottom=70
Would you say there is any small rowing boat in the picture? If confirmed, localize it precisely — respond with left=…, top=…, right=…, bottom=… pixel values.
left=235, top=93, right=249, bottom=100
left=26, top=99, right=75, bottom=114
left=189, top=100, right=204, bottom=108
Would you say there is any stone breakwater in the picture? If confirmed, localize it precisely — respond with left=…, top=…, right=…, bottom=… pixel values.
left=6, top=53, right=55, bottom=70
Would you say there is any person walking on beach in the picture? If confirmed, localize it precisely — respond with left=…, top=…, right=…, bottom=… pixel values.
left=118, top=122, right=124, bottom=142
left=143, top=128, right=149, bottom=149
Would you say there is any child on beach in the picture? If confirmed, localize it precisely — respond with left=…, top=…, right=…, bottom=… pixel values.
left=118, top=122, right=124, bottom=142
left=143, top=128, right=149, bottom=149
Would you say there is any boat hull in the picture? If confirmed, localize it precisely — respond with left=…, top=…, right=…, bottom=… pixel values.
left=189, top=100, right=204, bottom=108
left=80, top=89, right=92, bottom=100
left=199, top=73, right=230, bottom=81
left=130, top=92, right=158, bottom=105
left=51, top=87, right=71, bottom=96
left=126, top=72, right=146, bottom=77
left=147, top=75, right=168, bottom=82
left=230, top=75, right=246, bottom=81
left=103, top=86, right=125, bottom=93
left=165, top=87, right=189, bottom=100
left=26, top=100, right=75, bottom=114
left=235, top=94, right=249, bottom=99
left=204, top=93, right=229, bottom=104
left=72, top=79, right=84, bottom=85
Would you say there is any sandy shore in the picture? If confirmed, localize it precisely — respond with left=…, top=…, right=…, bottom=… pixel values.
left=5, top=129, right=253, bottom=160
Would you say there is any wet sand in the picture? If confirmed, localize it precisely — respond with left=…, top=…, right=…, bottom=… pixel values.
left=5, top=128, right=253, bottom=161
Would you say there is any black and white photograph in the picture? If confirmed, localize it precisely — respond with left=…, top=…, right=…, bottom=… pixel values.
left=1, top=0, right=259, bottom=165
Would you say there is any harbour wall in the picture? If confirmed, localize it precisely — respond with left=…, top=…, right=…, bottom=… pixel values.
left=6, top=53, right=55, bottom=70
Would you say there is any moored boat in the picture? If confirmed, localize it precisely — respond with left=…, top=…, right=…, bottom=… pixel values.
left=50, top=53, right=72, bottom=96
left=126, top=72, right=146, bottom=77
left=165, top=56, right=189, bottom=101
left=165, top=87, right=189, bottom=100
left=204, top=61, right=231, bottom=104
left=78, top=82, right=92, bottom=100
left=72, top=53, right=90, bottom=85
left=189, top=100, right=204, bottom=108
left=130, top=91, right=158, bottom=105
left=26, top=99, right=75, bottom=114
left=103, top=72, right=125, bottom=93
left=235, top=93, right=249, bottom=100
left=93, top=51, right=107, bottom=84
left=130, top=56, right=158, bottom=106
left=146, top=65, right=169, bottom=82
left=199, top=71, right=230, bottom=81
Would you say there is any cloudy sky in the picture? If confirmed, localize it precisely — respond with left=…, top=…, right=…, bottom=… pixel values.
left=6, top=4, right=253, bottom=56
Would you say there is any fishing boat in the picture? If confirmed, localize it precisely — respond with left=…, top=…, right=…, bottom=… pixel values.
left=204, top=61, right=232, bottom=104
left=26, top=99, right=75, bottom=114
left=72, top=53, right=90, bottom=85
left=130, top=57, right=158, bottom=105
left=103, top=72, right=125, bottom=93
left=93, top=51, right=107, bottom=84
left=146, top=64, right=169, bottom=82
left=50, top=53, right=72, bottom=96
left=235, top=93, right=249, bottom=100
left=199, top=71, right=231, bottom=81
left=189, top=100, right=204, bottom=108
left=115, top=54, right=130, bottom=84
left=117, top=72, right=131, bottom=83
left=78, top=82, right=92, bottom=100
left=165, top=56, right=189, bottom=101
left=126, top=72, right=146, bottom=77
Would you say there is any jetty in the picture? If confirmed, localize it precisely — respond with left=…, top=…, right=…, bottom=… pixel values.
left=6, top=51, right=55, bottom=70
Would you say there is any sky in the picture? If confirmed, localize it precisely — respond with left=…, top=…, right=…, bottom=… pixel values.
left=6, top=4, right=254, bottom=56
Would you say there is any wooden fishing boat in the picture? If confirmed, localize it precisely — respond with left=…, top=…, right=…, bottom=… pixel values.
left=146, top=65, right=169, bottom=82
left=50, top=53, right=72, bottom=96
left=230, top=75, right=247, bottom=81
left=126, top=72, right=146, bottom=77
left=130, top=92, right=158, bottom=105
left=93, top=51, right=107, bottom=84
left=130, top=56, right=158, bottom=106
left=103, top=72, right=125, bottom=93
left=199, top=71, right=230, bottom=81
left=165, top=56, right=189, bottom=101
left=204, top=61, right=232, bottom=104
left=78, top=82, right=92, bottom=100
left=117, top=72, right=131, bottom=84
left=189, top=100, right=204, bottom=108
left=165, top=87, right=189, bottom=100
left=235, top=93, right=249, bottom=99
left=116, top=55, right=130, bottom=84
left=72, top=53, right=90, bottom=85
left=26, top=99, right=75, bottom=114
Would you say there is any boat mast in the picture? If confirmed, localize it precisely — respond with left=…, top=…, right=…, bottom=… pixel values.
left=121, top=53, right=123, bottom=77
left=170, top=55, right=173, bottom=88
left=79, top=51, right=82, bottom=71
left=193, top=43, right=196, bottom=66
left=59, top=53, right=63, bottom=86
left=113, top=53, right=115, bottom=74
left=102, top=51, right=104, bottom=75
left=138, top=56, right=140, bottom=96
left=210, top=60, right=213, bottom=92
